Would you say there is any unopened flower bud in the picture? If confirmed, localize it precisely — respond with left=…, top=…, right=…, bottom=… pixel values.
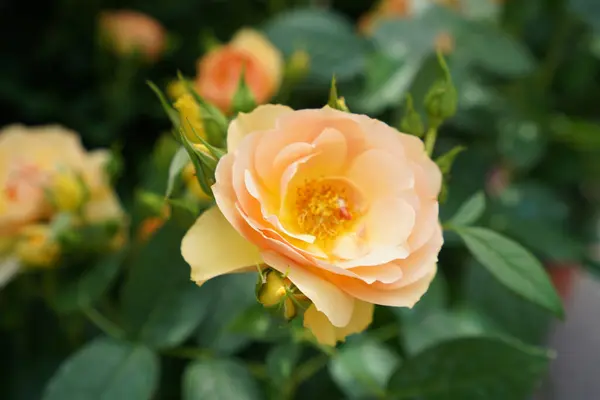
left=50, top=171, right=87, bottom=213
left=182, top=163, right=211, bottom=201
left=174, top=94, right=206, bottom=144
left=167, top=79, right=188, bottom=101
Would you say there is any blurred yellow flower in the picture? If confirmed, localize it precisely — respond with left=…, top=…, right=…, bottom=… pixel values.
left=15, top=225, right=60, bottom=268
left=173, top=94, right=206, bottom=144
left=99, top=10, right=166, bottom=62
left=195, top=28, right=283, bottom=114
left=0, top=124, right=125, bottom=265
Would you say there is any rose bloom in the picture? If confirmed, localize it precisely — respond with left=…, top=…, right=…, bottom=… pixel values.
left=195, top=29, right=283, bottom=114
left=99, top=10, right=166, bottom=61
left=182, top=105, right=443, bottom=345
left=0, top=124, right=124, bottom=252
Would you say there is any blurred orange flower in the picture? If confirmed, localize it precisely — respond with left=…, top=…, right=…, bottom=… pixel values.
left=99, top=10, right=166, bottom=62
left=195, top=29, right=283, bottom=114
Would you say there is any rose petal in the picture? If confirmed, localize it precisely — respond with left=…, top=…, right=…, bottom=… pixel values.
left=349, top=263, right=404, bottom=284
left=365, top=196, right=416, bottom=248
left=261, top=250, right=354, bottom=327
left=336, top=266, right=437, bottom=307
left=182, top=206, right=263, bottom=284
left=346, top=149, right=414, bottom=198
left=303, top=300, right=374, bottom=346
left=227, top=105, right=293, bottom=152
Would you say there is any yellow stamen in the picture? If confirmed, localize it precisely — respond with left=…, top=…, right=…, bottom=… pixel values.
left=295, top=178, right=359, bottom=242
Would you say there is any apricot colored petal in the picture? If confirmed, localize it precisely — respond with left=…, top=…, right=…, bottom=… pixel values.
left=408, top=200, right=439, bottom=252
left=227, top=104, right=293, bottom=152
left=338, top=266, right=437, bottom=307
left=182, top=206, right=263, bottom=284
left=346, top=149, right=414, bottom=198
left=365, top=196, right=416, bottom=248
left=349, top=264, right=404, bottom=284
left=261, top=251, right=354, bottom=327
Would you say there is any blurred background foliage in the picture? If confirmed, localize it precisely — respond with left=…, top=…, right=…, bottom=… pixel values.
left=1, top=0, right=600, bottom=399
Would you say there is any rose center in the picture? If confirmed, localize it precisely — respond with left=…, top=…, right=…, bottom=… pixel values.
left=294, top=178, right=360, bottom=242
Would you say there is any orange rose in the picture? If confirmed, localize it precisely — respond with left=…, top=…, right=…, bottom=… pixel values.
left=195, top=29, right=283, bottom=114
left=99, top=10, right=166, bottom=61
left=182, top=105, right=443, bottom=345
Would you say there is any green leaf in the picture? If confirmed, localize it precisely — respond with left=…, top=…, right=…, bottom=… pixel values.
left=165, top=147, right=190, bottom=199
left=388, top=337, right=552, bottom=399
left=121, top=221, right=210, bottom=349
left=456, top=21, right=535, bottom=76
left=179, top=74, right=227, bottom=147
left=183, top=359, right=261, bottom=400
left=570, top=0, right=600, bottom=33
left=549, top=114, right=600, bottom=151
left=402, top=309, right=492, bottom=355
left=435, top=145, right=466, bottom=175
left=231, top=70, right=257, bottom=114
left=464, top=261, right=553, bottom=345
left=448, top=191, right=485, bottom=227
left=353, top=52, right=425, bottom=114
left=400, top=94, right=425, bottom=137
left=179, top=130, right=215, bottom=198
left=329, top=339, right=400, bottom=399
left=266, top=342, right=302, bottom=385
left=148, top=81, right=180, bottom=128
left=54, top=250, right=125, bottom=313
left=43, top=337, right=159, bottom=400
left=456, top=227, right=564, bottom=318
left=196, top=273, right=259, bottom=355
left=263, top=9, right=367, bottom=84
left=228, top=303, right=287, bottom=341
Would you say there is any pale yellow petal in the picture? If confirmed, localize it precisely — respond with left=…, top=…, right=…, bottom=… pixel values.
left=227, top=104, right=293, bottom=152
left=182, top=206, right=263, bottom=284
left=303, top=300, right=375, bottom=346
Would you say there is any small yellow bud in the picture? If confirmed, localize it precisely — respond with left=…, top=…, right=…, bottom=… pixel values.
left=287, top=50, right=310, bottom=80
left=182, top=163, right=211, bottom=201
left=166, top=79, right=188, bottom=101
left=50, top=171, right=86, bottom=212
left=16, top=225, right=60, bottom=268
left=173, top=94, right=206, bottom=144
left=283, top=297, right=296, bottom=320
left=258, top=270, right=288, bottom=307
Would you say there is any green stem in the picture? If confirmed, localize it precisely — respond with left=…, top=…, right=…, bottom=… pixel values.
left=83, top=307, right=125, bottom=339
left=424, top=126, right=438, bottom=157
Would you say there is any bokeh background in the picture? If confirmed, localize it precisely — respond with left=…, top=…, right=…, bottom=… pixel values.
left=1, top=0, right=600, bottom=399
